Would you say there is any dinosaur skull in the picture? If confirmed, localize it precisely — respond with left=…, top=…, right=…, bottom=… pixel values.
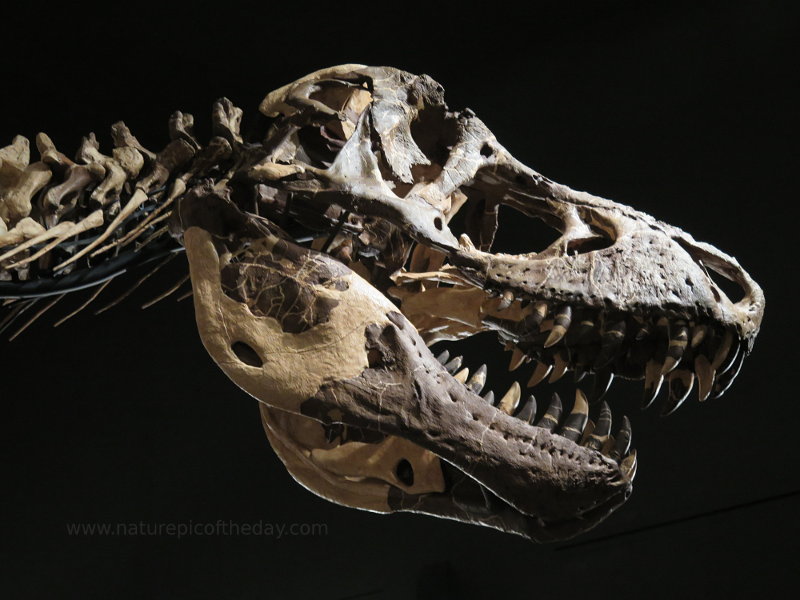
left=173, top=65, right=764, bottom=540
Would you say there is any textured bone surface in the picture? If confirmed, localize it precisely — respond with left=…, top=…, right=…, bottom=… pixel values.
left=0, top=65, right=765, bottom=542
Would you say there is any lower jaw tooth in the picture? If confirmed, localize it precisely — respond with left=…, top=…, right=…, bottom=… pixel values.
left=537, top=393, right=563, bottom=430
left=621, top=449, right=638, bottom=480
left=516, top=394, right=537, bottom=424
left=453, top=368, right=470, bottom=383
left=584, top=401, right=612, bottom=450
left=560, top=390, right=589, bottom=442
left=499, top=381, right=522, bottom=414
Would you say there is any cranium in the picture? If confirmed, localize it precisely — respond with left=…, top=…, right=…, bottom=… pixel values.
left=170, top=65, right=764, bottom=541
left=0, top=64, right=764, bottom=542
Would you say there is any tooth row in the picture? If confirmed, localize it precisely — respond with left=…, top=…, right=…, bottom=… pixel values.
left=487, top=298, right=748, bottom=416
left=442, top=350, right=636, bottom=473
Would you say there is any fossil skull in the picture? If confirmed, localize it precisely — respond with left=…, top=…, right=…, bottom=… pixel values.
left=170, top=65, right=764, bottom=541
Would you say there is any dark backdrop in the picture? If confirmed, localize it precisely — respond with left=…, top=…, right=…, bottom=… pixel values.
left=2, top=2, right=798, bottom=598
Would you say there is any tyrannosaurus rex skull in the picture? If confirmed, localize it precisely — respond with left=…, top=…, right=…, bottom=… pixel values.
left=172, top=65, right=764, bottom=541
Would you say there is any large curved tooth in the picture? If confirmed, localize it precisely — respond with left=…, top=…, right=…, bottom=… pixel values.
left=609, top=416, right=632, bottom=460
left=574, top=363, right=589, bottom=383
left=453, top=367, right=470, bottom=383
left=579, top=419, right=595, bottom=445
left=516, top=301, right=548, bottom=338
left=443, top=355, right=463, bottom=374
left=574, top=316, right=596, bottom=343
left=584, top=402, right=612, bottom=451
left=527, top=361, right=553, bottom=387
left=544, top=305, right=572, bottom=348
left=691, top=324, right=709, bottom=348
left=508, top=347, right=526, bottom=371
left=498, top=381, right=522, bottom=414
left=661, top=369, right=695, bottom=416
left=560, top=390, right=589, bottom=442
left=595, top=319, right=626, bottom=368
left=711, top=347, right=745, bottom=399
left=516, top=395, right=537, bottom=424
left=537, top=393, right=563, bottom=431
left=661, top=320, right=688, bottom=374
left=589, top=369, right=614, bottom=404
left=548, top=348, right=570, bottom=383
left=466, top=364, right=488, bottom=394
left=496, top=289, right=515, bottom=311
left=718, top=336, right=741, bottom=375
left=483, top=390, right=496, bottom=406
left=642, top=359, right=665, bottom=409
left=694, top=355, right=715, bottom=401
left=435, top=350, right=450, bottom=365
left=621, top=449, right=638, bottom=481
left=710, top=330, right=734, bottom=371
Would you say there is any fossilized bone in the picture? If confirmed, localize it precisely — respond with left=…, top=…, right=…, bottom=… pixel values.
left=0, top=65, right=764, bottom=541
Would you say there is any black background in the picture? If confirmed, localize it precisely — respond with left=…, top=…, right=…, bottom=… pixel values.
left=2, top=2, right=798, bottom=598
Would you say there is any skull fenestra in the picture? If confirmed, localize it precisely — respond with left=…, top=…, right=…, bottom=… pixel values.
left=2, top=65, right=765, bottom=541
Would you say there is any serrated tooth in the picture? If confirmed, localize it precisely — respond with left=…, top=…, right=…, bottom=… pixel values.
left=595, top=319, right=626, bottom=368
left=711, top=346, right=745, bottom=399
left=690, top=324, right=709, bottom=348
left=508, top=347, right=526, bottom=371
left=544, top=305, right=572, bottom=348
left=537, top=393, right=562, bottom=431
left=560, top=390, right=589, bottom=442
left=548, top=348, right=570, bottom=383
left=642, top=359, right=665, bottom=409
left=498, top=381, right=521, bottom=414
left=516, top=395, right=537, bottom=424
left=497, top=289, right=515, bottom=311
left=466, top=364, right=488, bottom=394
left=435, top=350, right=450, bottom=365
left=453, top=367, right=470, bottom=383
left=589, top=369, right=614, bottom=404
left=527, top=361, right=552, bottom=387
left=661, top=320, right=688, bottom=374
left=609, top=416, right=632, bottom=460
left=661, top=369, right=695, bottom=416
left=443, top=356, right=463, bottom=374
left=710, top=330, right=734, bottom=371
left=694, top=354, right=715, bottom=401
left=620, top=449, right=638, bottom=480
left=483, top=390, right=495, bottom=405
left=584, top=402, right=612, bottom=451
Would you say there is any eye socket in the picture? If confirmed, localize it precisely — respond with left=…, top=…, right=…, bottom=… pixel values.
left=395, top=458, right=414, bottom=486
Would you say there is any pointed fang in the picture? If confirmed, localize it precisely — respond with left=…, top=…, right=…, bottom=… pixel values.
left=560, top=390, right=589, bottom=442
left=499, top=381, right=522, bottom=414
